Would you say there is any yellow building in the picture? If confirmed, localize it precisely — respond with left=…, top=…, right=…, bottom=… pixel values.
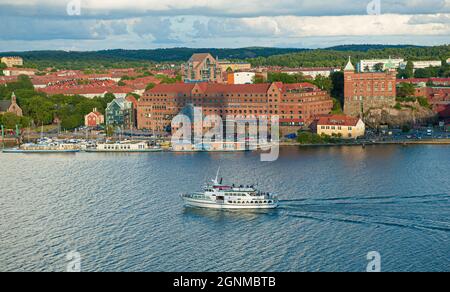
left=218, top=61, right=252, bottom=72
left=316, top=115, right=365, bottom=139
left=1, top=56, right=23, bottom=67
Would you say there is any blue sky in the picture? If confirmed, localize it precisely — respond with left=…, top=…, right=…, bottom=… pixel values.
left=0, top=0, right=449, bottom=51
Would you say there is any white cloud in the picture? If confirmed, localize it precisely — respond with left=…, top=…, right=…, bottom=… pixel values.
left=0, top=1, right=449, bottom=50
left=1, top=0, right=449, bottom=17
left=192, top=14, right=450, bottom=38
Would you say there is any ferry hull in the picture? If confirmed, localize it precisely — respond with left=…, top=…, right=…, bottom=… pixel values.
left=2, top=149, right=80, bottom=154
left=182, top=197, right=278, bottom=210
left=85, top=149, right=163, bottom=153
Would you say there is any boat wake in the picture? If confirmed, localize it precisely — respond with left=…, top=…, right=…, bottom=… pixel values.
left=280, top=193, right=450, bottom=205
left=278, top=193, right=450, bottom=233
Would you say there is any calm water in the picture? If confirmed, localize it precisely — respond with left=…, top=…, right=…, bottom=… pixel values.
left=0, top=145, right=449, bottom=272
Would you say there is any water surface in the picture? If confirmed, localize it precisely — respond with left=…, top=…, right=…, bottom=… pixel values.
left=0, top=145, right=449, bottom=272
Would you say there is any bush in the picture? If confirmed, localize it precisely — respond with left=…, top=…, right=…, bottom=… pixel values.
left=396, top=96, right=416, bottom=103
left=297, top=131, right=340, bottom=144
left=146, top=83, right=156, bottom=91
left=417, top=96, right=431, bottom=109
left=394, top=103, right=402, bottom=110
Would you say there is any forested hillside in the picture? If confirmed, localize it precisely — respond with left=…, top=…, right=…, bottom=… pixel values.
left=247, top=45, right=450, bottom=68
left=1, top=45, right=448, bottom=70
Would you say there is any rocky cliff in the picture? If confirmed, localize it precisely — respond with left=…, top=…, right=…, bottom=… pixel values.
left=364, top=102, right=438, bottom=128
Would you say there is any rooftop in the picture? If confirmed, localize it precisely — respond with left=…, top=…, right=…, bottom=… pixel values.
left=189, top=53, right=214, bottom=63
left=317, top=115, right=361, bottom=127
left=145, top=82, right=320, bottom=95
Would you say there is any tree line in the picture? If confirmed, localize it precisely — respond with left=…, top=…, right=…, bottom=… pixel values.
left=247, top=45, right=450, bottom=69
left=0, top=76, right=115, bottom=130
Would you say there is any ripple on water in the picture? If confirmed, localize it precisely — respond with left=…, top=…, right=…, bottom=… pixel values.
left=0, top=146, right=449, bottom=272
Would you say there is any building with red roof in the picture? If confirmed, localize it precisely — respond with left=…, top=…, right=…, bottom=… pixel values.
left=137, top=82, right=333, bottom=133
left=84, top=108, right=105, bottom=127
left=315, top=115, right=365, bottom=139
left=38, top=81, right=133, bottom=99
left=3, top=67, right=37, bottom=77
left=397, top=78, right=450, bottom=87
left=0, top=76, right=18, bottom=85
left=122, top=76, right=161, bottom=95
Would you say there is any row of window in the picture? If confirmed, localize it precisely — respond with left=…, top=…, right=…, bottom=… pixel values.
left=321, top=126, right=353, bottom=131
left=228, top=200, right=273, bottom=204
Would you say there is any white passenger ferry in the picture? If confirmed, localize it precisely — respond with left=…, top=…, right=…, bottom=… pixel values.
left=3, top=141, right=80, bottom=153
left=181, top=169, right=279, bottom=209
left=85, top=141, right=162, bottom=153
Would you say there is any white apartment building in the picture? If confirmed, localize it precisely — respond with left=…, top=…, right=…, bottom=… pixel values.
left=227, top=72, right=256, bottom=84
left=281, top=67, right=341, bottom=78
left=358, top=58, right=404, bottom=72
left=400, top=60, right=442, bottom=70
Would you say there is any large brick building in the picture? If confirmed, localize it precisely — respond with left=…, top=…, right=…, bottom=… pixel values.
left=182, top=53, right=224, bottom=83
left=415, top=86, right=450, bottom=119
left=137, top=82, right=333, bottom=133
left=344, top=58, right=397, bottom=117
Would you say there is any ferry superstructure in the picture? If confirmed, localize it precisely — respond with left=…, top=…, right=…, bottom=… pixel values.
left=85, top=141, right=162, bottom=153
left=181, top=169, right=279, bottom=209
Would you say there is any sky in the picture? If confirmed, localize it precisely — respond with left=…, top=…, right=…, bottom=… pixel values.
left=0, top=0, right=449, bottom=52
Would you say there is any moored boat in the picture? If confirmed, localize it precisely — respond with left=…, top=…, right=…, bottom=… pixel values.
left=2, top=142, right=80, bottom=153
left=85, top=141, right=162, bottom=153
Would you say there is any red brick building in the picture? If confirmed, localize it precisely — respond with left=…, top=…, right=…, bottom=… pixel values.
left=397, top=78, right=450, bottom=87
left=344, top=58, right=397, bottom=117
left=137, top=82, right=333, bottom=133
left=415, top=87, right=450, bottom=118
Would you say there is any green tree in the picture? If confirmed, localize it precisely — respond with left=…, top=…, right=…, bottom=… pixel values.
left=397, top=83, right=416, bottom=98
left=0, top=62, right=6, bottom=76
left=104, top=93, right=116, bottom=101
left=405, top=61, right=414, bottom=78
left=146, top=83, right=156, bottom=91
left=26, top=95, right=54, bottom=125
left=267, top=72, right=306, bottom=84
left=330, top=71, right=344, bottom=102
left=0, top=113, right=22, bottom=129
left=414, top=66, right=439, bottom=78
left=331, top=98, right=343, bottom=114
left=312, top=75, right=332, bottom=92
left=252, top=75, right=265, bottom=84
left=373, top=63, right=384, bottom=72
